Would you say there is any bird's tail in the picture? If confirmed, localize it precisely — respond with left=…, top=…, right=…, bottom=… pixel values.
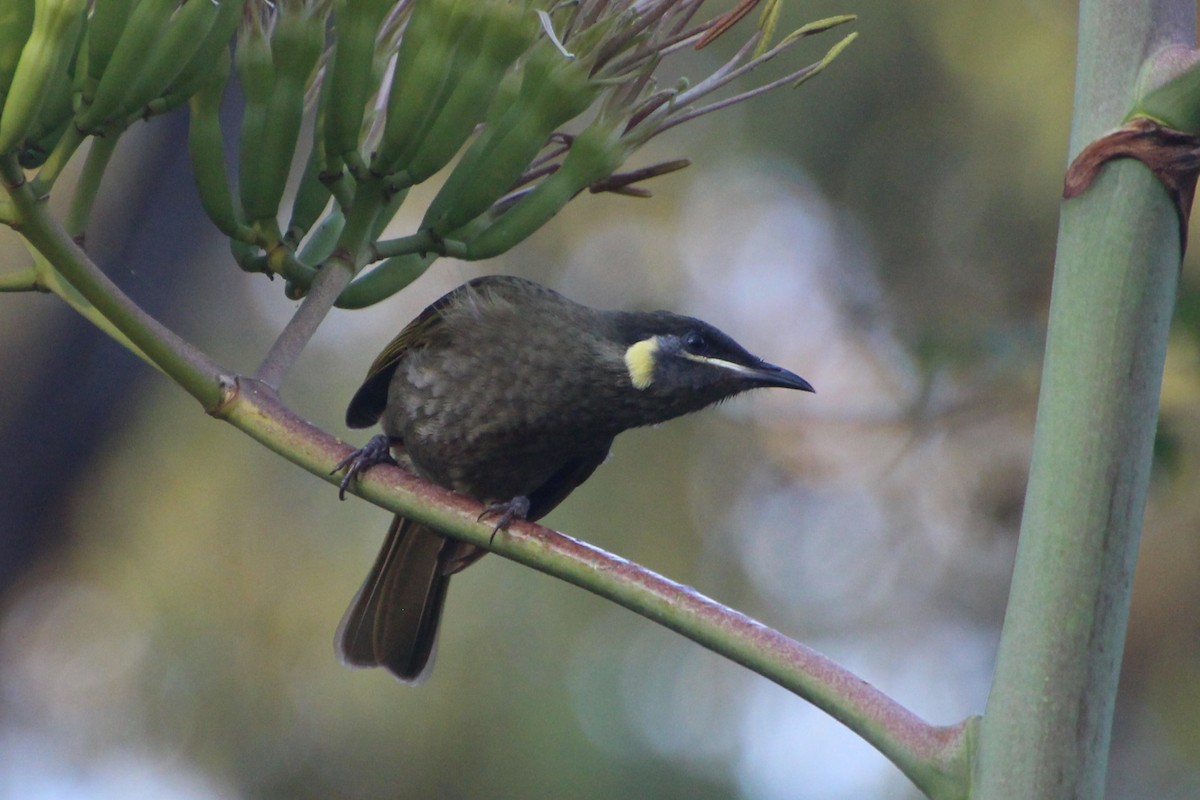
left=335, top=516, right=453, bottom=683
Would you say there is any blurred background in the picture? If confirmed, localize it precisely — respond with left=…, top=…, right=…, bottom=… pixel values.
left=2, top=2, right=1199, bottom=798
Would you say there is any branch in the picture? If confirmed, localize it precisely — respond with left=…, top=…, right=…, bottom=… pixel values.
left=215, top=376, right=974, bottom=800
left=254, top=178, right=390, bottom=389
left=0, top=265, right=42, bottom=292
left=65, top=134, right=120, bottom=238
left=368, top=229, right=440, bottom=261
left=253, top=254, right=356, bottom=389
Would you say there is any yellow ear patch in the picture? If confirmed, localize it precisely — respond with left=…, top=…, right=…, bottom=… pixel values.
left=624, top=337, right=659, bottom=390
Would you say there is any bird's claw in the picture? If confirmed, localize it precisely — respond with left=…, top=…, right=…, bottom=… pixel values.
left=479, top=496, right=531, bottom=545
left=332, top=434, right=397, bottom=500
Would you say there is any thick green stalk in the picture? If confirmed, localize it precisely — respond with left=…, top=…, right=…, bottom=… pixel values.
left=974, top=1, right=1193, bottom=797
left=28, top=249, right=151, bottom=361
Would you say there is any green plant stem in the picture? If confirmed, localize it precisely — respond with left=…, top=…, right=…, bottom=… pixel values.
left=28, top=123, right=86, bottom=196
left=30, top=250, right=152, bottom=361
left=255, top=179, right=387, bottom=389
left=64, top=132, right=121, bottom=237
left=214, top=375, right=974, bottom=800
left=1, top=155, right=224, bottom=408
left=255, top=253, right=356, bottom=389
left=370, top=229, right=439, bottom=260
left=973, top=1, right=1192, bottom=797
left=0, top=265, right=42, bottom=291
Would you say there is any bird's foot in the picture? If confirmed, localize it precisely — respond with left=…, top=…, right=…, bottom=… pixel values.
left=331, top=434, right=397, bottom=500
left=479, top=496, right=531, bottom=545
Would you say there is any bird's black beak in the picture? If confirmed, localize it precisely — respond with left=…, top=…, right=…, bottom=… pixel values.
left=747, top=361, right=815, bottom=393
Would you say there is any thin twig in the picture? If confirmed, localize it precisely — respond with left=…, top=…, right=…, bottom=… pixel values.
left=255, top=178, right=389, bottom=388
left=65, top=134, right=121, bottom=238
left=254, top=258, right=355, bottom=389
left=0, top=265, right=43, bottom=292
left=655, top=58, right=823, bottom=137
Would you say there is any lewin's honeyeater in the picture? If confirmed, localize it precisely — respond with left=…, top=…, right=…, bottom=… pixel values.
left=334, top=275, right=813, bottom=682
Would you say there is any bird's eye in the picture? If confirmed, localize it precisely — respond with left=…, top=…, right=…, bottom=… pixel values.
left=683, top=331, right=708, bottom=354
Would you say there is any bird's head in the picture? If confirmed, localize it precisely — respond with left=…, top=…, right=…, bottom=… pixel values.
left=612, top=312, right=813, bottom=420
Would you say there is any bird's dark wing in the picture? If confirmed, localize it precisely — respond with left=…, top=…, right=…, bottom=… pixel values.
left=344, top=276, right=539, bottom=428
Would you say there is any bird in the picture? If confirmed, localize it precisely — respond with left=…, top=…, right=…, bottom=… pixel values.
left=333, top=274, right=813, bottom=682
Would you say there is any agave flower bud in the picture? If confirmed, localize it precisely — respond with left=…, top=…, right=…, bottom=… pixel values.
left=371, top=0, right=475, bottom=177
left=0, top=0, right=85, bottom=156
left=334, top=251, right=437, bottom=309
left=16, top=37, right=74, bottom=168
left=188, top=48, right=247, bottom=240
left=147, top=0, right=242, bottom=115
left=83, top=0, right=137, bottom=93
left=74, top=0, right=175, bottom=132
left=374, top=0, right=538, bottom=182
left=0, top=1, right=36, bottom=112
left=463, top=117, right=628, bottom=259
left=286, top=144, right=334, bottom=246
left=420, top=35, right=602, bottom=235
left=234, top=9, right=280, bottom=229
left=110, top=0, right=227, bottom=123
left=251, top=1, right=326, bottom=227
left=322, top=0, right=395, bottom=174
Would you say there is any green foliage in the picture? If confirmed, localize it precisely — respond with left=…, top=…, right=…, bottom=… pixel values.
left=0, top=0, right=857, bottom=308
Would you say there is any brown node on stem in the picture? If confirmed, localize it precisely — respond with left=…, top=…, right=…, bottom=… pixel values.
left=1064, top=117, right=1200, bottom=254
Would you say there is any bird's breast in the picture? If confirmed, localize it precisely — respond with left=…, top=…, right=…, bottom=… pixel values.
left=383, top=342, right=622, bottom=503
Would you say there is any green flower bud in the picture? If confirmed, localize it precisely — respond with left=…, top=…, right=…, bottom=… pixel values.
left=0, top=0, right=36, bottom=109
left=84, top=0, right=136, bottom=89
left=296, top=207, right=346, bottom=268
left=110, top=0, right=225, bottom=122
left=335, top=252, right=437, bottom=309
left=372, top=0, right=479, bottom=178
left=150, top=0, right=243, bottom=116
left=322, top=0, right=394, bottom=173
left=398, top=0, right=538, bottom=183
left=188, top=48, right=254, bottom=241
left=75, top=0, right=174, bottom=131
left=230, top=238, right=269, bottom=275
left=463, top=119, right=627, bottom=259
left=0, top=0, right=85, bottom=155
left=249, top=1, right=326, bottom=226
left=286, top=146, right=333, bottom=245
left=422, top=38, right=601, bottom=234
left=235, top=13, right=277, bottom=225
left=19, top=34, right=74, bottom=154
